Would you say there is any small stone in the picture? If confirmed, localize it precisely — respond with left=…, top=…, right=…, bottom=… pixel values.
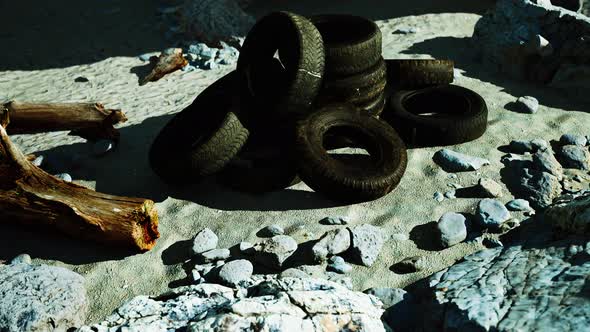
left=188, top=43, right=210, bottom=55
left=54, top=173, right=72, bottom=182
left=530, top=138, right=549, bottom=151
left=393, top=256, right=426, bottom=273
left=92, top=139, right=114, bottom=156
left=390, top=233, right=408, bottom=241
left=191, top=228, right=218, bottom=255
left=138, top=53, right=152, bottom=61
left=191, top=269, right=201, bottom=282
left=557, top=145, right=590, bottom=170
left=325, top=272, right=354, bottom=290
left=181, top=64, right=197, bottom=72
left=453, top=68, right=462, bottom=79
left=74, top=76, right=89, bottom=83
left=478, top=178, right=503, bottom=197
left=202, top=59, right=218, bottom=70
left=434, top=191, right=445, bottom=202
left=10, top=254, right=32, bottom=265
left=515, top=96, right=539, bottom=114
left=327, top=256, right=353, bottom=274
left=162, top=47, right=177, bottom=55
left=239, top=241, right=254, bottom=254
left=448, top=173, right=458, bottom=179
left=200, top=248, right=230, bottom=262
left=437, top=212, right=467, bottom=248
left=252, top=235, right=298, bottom=269
left=433, top=149, right=490, bottom=172
left=311, top=228, right=351, bottom=262
left=482, top=238, right=503, bottom=248
left=32, top=155, right=44, bottom=167
left=532, top=148, right=564, bottom=181
left=319, top=216, right=349, bottom=225
left=260, top=224, right=284, bottom=237
left=476, top=198, right=511, bottom=231
left=559, top=134, right=587, bottom=147
left=218, top=259, right=253, bottom=287
left=279, top=268, right=310, bottom=279
left=364, top=287, right=409, bottom=308
left=348, top=224, right=386, bottom=267
left=444, top=190, right=456, bottom=199
left=505, top=199, right=532, bottom=212
left=509, top=139, right=535, bottom=153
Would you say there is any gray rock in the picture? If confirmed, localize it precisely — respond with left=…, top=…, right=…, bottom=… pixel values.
left=518, top=168, right=563, bottom=210
left=138, top=53, right=152, bottom=61
left=478, top=178, right=504, bottom=197
left=348, top=224, right=386, bottom=267
left=327, top=256, right=353, bottom=274
left=216, top=41, right=240, bottom=65
left=476, top=198, right=511, bottom=231
left=434, top=191, right=445, bottom=201
left=319, top=216, right=349, bottom=225
left=191, top=269, right=201, bottom=282
left=515, top=96, right=539, bottom=113
left=531, top=138, right=549, bottom=151
left=509, top=138, right=548, bottom=153
left=10, top=253, right=32, bottom=265
left=32, top=155, right=44, bottom=167
left=560, top=133, right=588, bottom=147
left=391, top=233, right=409, bottom=241
left=364, top=287, right=408, bottom=308
left=163, top=47, right=177, bottom=55
left=324, top=272, right=354, bottom=290
left=544, top=191, right=590, bottom=234
left=218, top=259, right=253, bottom=287
left=444, top=190, right=456, bottom=199
left=311, top=228, right=351, bottom=262
left=279, top=268, right=310, bottom=279
left=505, top=198, right=533, bottom=211
left=365, top=287, right=417, bottom=331
left=252, top=235, right=298, bottom=269
left=425, top=242, right=590, bottom=331
left=433, top=149, right=490, bottom=172
left=453, top=68, right=462, bottom=79
left=188, top=42, right=210, bottom=56
left=260, top=224, right=284, bottom=237
left=239, top=241, right=254, bottom=254
left=532, top=148, right=564, bottom=180
left=548, top=63, right=590, bottom=101
left=181, top=64, right=197, bottom=72
left=200, top=248, right=230, bottom=262
left=0, top=263, right=87, bottom=332
left=191, top=228, right=218, bottom=255
left=54, top=173, right=72, bottom=182
left=92, top=139, right=114, bottom=156
left=436, top=212, right=467, bottom=248
left=557, top=144, right=590, bottom=170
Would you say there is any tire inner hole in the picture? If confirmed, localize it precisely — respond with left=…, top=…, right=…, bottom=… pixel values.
left=403, top=89, right=470, bottom=117
left=322, top=125, right=380, bottom=167
left=314, top=17, right=374, bottom=45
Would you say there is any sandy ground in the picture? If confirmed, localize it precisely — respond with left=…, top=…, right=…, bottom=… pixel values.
left=1, top=0, right=590, bottom=325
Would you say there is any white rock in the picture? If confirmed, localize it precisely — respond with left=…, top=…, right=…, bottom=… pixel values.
left=191, top=228, right=218, bottom=255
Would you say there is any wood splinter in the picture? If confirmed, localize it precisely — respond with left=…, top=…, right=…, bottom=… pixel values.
left=0, top=123, right=160, bottom=251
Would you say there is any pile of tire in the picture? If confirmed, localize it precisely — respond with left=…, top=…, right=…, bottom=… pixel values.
left=149, top=11, right=488, bottom=203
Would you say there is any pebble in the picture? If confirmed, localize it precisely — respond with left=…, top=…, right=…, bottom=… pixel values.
left=217, top=259, right=253, bottom=287
left=200, top=248, right=230, bottom=262
left=348, top=224, right=386, bottom=267
left=260, top=224, right=284, bottom=237
left=476, top=198, right=511, bottom=231
left=433, top=149, right=490, bottom=172
left=532, top=148, right=564, bottom=181
left=32, top=155, right=44, bottom=167
left=54, top=173, right=72, bottom=182
left=312, top=228, right=351, bottom=262
left=444, top=190, right=456, bottom=199
left=138, top=53, right=152, bottom=61
left=191, top=270, right=201, bottom=282
left=327, top=256, right=353, bottom=274
left=181, top=64, right=197, bottom=72
left=216, top=41, right=240, bottom=65
left=390, top=233, right=408, bottom=241
left=319, top=216, right=349, bottom=225
left=482, top=238, right=504, bottom=248
left=558, top=145, right=590, bottom=170
left=478, top=178, right=503, bottom=197
left=448, top=173, right=458, bottom=179
left=188, top=43, right=210, bottom=56
left=437, top=212, right=467, bottom=248
left=191, top=228, right=218, bottom=255
left=10, top=254, right=32, bottom=265
left=393, top=27, right=418, bottom=34
left=92, top=139, right=114, bottom=156
left=505, top=199, right=532, bottom=212
left=434, top=191, right=445, bottom=202
left=202, top=59, right=218, bottom=70
left=515, top=96, right=539, bottom=114
left=559, top=134, right=587, bottom=147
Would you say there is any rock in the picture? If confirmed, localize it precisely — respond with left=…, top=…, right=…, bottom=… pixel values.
left=544, top=191, right=590, bottom=234
left=319, top=216, right=349, bottom=225
left=557, top=145, right=590, bottom=170
left=252, top=235, right=298, bottom=269
left=475, top=198, right=511, bottom=231
left=324, top=272, right=354, bottom=290
left=31, top=154, right=44, bottom=167
left=425, top=241, right=590, bottom=331
left=509, top=138, right=548, bottom=153
left=444, top=190, right=456, bottom=199
left=347, top=224, right=386, bottom=267
left=239, top=241, right=254, bottom=254
left=181, top=64, right=197, bottom=72
left=365, top=288, right=417, bottom=331
left=548, top=64, right=590, bottom=101
left=216, top=41, right=240, bottom=65
left=532, top=148, right=564, bottom=181
left=433, top=191, right=445, bottom=201
left=218, top=259, right=253, bottom=287
left=560, top=133, right=588, bottom=147
left=54, top=173, right=72, bottom=182
left=518, top=168, right=563, bottom=210
left=393, top=27, right=418, bottom=34
left=200, top=248, right=230, bottom=262
left=391, top=233, right=409, bottom=241
left=327, top=256, right=353, bottom=274
left=477, top=178, right=504, bottom=197
left=392, top=256, right=426, bottom=273
left=433, top=149, right=490, bottom=172
left=524, top=34, right=553, bottom=56
left=260, top=224, right=284, bottom=237
left=436, top=212, right=467, bottom=248
left=279, top=268, right=310, bottom=279
left=92, top=139, right=114, bottom=156
left=515, top=96, right=539, bottom=114
left=138, top=53, right=152, bottom=61
left=482, top=238, right=504, bottom=248
left=162, top=47, right=177, bottom=55
left=191, top=269, right=201, bottom=282
left=0, top=263, right=87, bottom=332
left=188, top=42, right=210, bottom=56
left=10, top=253, right=32, bottom=265
left=453, top=68, right=462, bottom=79
left=505, top=198, right=533, bottom=212
left=311, top=228, right=351, bottom=262
left=191, top=228, right=218, bottom=255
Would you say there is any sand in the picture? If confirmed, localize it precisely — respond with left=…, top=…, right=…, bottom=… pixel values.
left=1, top=1, right=589, bottom=325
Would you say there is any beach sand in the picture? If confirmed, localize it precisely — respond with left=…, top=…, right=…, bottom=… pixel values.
left=1, top=0, right=589, bottom=324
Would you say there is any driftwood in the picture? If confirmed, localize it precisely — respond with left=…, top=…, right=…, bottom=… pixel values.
left=1, top=101, right=127, bottom=141
left=141, top=48, right=188, bottom=85
left=0, top=122, right=160, bottom=251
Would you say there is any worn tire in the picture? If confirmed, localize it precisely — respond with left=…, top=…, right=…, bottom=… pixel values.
left=381, top=84, right=488, bottom=148
left=149, top=71, right=250, bottom=185
left=237, top=11, right=325, bottom=121
left=295, top=103, right=407, bottom=202
left=386, top=59, right=454, bottom=89
left=310, top=14, right=382, bottom=76
left=357, top=90, right=386, bottom=117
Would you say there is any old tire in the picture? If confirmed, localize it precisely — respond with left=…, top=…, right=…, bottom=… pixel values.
left=358, top=90, right=386, bottom=117
left=149, top=71, right=250, bottom=185
left=310, top=14, right=382, bottom=76
left=237, top=11, right=325, bottom=121
left=386, top=59, right=454, bottom=89
left=381, top=84, right=488, bottom=148
left=295, top=103, right=407, bottom=202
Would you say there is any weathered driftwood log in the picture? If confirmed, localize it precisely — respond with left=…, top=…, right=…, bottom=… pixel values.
left=1, top=101, right=127, bottom=141
left=0, top=123, right=160, bottom=251
left=141, top=48, right=188, bottom=85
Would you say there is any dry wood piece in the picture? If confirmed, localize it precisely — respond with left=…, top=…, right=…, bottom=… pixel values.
left=1, top=101, right=127, bottom=141
left=141, top=48, right=188, bottom=85
left=0, top=124, right=160, bottom=251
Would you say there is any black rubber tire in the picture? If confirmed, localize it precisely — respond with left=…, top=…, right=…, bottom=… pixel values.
left=237, top=11, right=325, bottom=121
left=310, top=14, right=382, bottom=77
left=357, top=90, right=386, bottom=117
left=323, top=57, right=386, bottom=92
left=386, top=59, right=454, bottom=89
left=149, top=71, right=250, bottom=185
left=295, top=103, right=408, bottom=202
left=381, top=84, right=488, bottom=148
